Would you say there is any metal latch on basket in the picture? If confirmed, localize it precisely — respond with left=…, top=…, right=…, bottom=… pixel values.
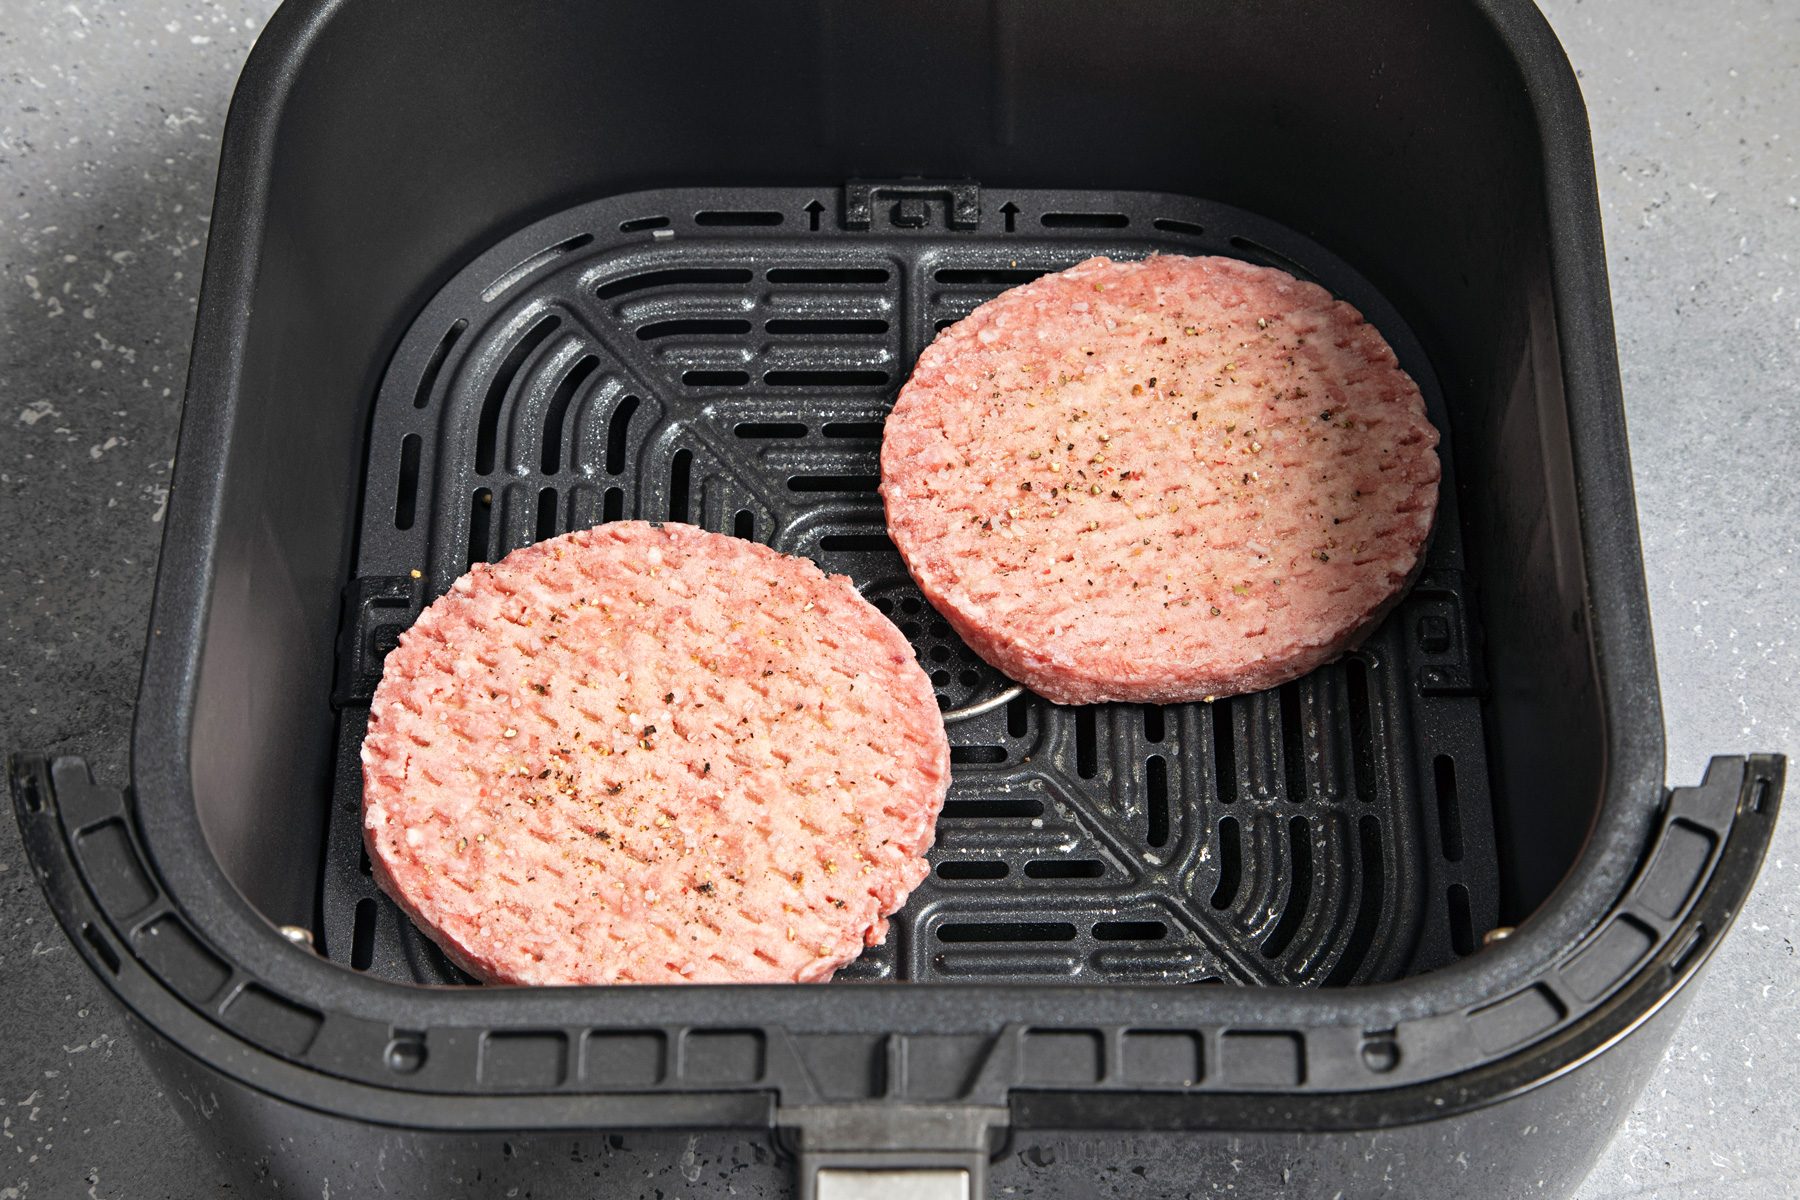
left=780, top=1103, right=1008, bottom=1200
left=844, top=181, right=981, bottom=231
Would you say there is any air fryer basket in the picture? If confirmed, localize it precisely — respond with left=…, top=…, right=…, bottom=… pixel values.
left=9, top=1, right=1783, bottom=1197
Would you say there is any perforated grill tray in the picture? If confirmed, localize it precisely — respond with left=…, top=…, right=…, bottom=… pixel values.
left=324, top=186, right=1498, bottom=988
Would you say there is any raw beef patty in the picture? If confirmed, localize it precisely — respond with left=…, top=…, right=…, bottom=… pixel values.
left=881, top=254, right=1440, bottom=704
left=361, top=521, right=950, bottom=984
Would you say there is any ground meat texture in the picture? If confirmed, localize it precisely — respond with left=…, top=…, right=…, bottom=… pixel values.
left=361, top=521, right=950, bottom=985
left=881, top=254, right=1440, bottom=705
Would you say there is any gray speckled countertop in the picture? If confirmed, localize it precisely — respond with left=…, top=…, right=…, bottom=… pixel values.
left=2, top=1, right=1795, bottom=1197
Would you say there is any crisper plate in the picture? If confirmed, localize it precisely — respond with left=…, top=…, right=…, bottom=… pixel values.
left=323, top=185, right=1498, bottom=988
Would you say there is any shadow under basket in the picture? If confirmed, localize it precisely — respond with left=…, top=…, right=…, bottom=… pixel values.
left=9, top=2, right=1783, bottom=1198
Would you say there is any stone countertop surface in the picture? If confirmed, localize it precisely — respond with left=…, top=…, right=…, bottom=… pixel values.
left=1, top=1, right=1795, bottom=1196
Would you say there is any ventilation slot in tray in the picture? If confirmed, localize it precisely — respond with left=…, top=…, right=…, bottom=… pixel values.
left=1040, top=211, right=1129, bottom=228
left=540, top=356, right=599, bottom=474
left=637, top=318, right=753, bottom=340
left=767, top=266, right=890, bottom=284
left=766, top=318, right=889, bottom=336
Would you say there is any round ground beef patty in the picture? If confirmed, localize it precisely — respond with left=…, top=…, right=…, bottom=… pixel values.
left=361, top=521, right=950, bottom=985
left=882, top=254, right=1439, bottom=705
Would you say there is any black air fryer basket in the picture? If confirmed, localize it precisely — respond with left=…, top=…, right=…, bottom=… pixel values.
left=10, top=2, right=1784, bottom=1197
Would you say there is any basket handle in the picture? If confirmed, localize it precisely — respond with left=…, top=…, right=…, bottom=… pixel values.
left=780, top=1103, right=1007, bottom=1200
